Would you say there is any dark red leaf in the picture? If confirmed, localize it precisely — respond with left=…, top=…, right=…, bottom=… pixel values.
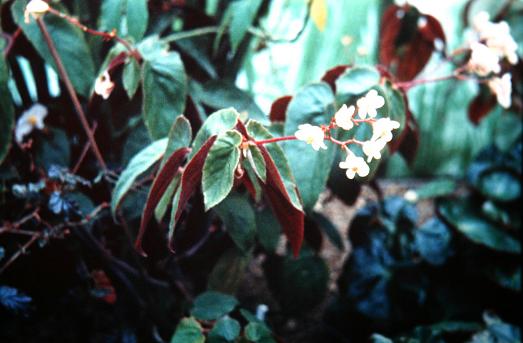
left=258, top=145, right=304, bottom=257
left=380, top=5, right=446, bottom=81
left=235, top=118, right=250, bottom=139
left=269, top=96, right=292, bottom=122
left=173, top=136, right=218, bottom=226
left=107, top=52, right=128, bottom=72
left=320, top=65, right=350, bottom=92
left=468, top=93, right=497, bottom=125
left=135, top=147, right=191, bottom=255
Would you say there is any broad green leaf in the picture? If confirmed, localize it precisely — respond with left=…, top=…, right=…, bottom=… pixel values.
left=99, top=0, right=148, bottom=42
left=191, top=108, right=239, bottom=158
left=246, top=120, right=302, bottom=211
left=408, top=179, right=457, bottom=200
left=310, top=0, right=328, bottom=32
left=0, top=54, right=14, bottom=165
left=12, top=0, right=96, bottom=97
left=242, top=158, right=263, bottom=202
left=255, top=206, right=281, bottom=253
left=126, top=0, right=149, bottom=42
left=214, top=192, right=256, bottom=252
left=190, top=291, right=238, bottom=321
left=208, top=316, right=241, bottom=342
left=111, top=138, right=167, bottom=215
left=227, top=0, right=263, bottom=52
left=196, top=81, right=267, bottom=123
left=376, top=81, right=407, bottom=138
left=170, top=317, right=205, bottom=343
left=161, top=115, right=192, bottom=167
left=245, top=322, right=275, bottom=343
left=247, top=145, right=266, bottom=182
left=335, top=66, right=380, bottom=99
left=208, top=246, right=251, bottom=294
left=478, top=169, right=521, bottom=203
left=438, top=198, right=521, bottom=254
left=35, top=128, right=70, bottom=169
left=142, top=51, right=187, bottom=139
left=122, top=58, right=141, bottom=99
left=202, top=130, right=242, bottom=210
left=283, top=82, right=336, bottom=210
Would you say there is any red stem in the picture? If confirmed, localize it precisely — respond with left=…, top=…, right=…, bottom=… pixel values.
left=36, top=18, right=107, bottom=171
left=254, top=136, right=297, bottom=145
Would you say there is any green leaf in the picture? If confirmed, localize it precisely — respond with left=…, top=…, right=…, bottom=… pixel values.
left=246, top=120, right=302, bottom=211
left=335, top=66, right=380, bottom=98
left=283, top=82, right=336, bottom=210
left=311, top=211, right=344, bottom=251
left=245, top=322, right=275, bottom=343
left=111, top=138, right=167, bottom=215
left=202, top=130, right=242, bottom=210
left=142, top=51, right=187, bottom=139
left=154, top=173, right=180, bottom=222
left=208, top=246, right=251, bottom=294
left=247, top=145, right=266, bottom=182
left=35, top=128, right=71, bottom=170
left=99, top=0, right=148, bottom=42
left=226, top=0, right=263, bottom=53
left=255, top=207, right=281, bottom=253
left=126, top=0, right=149, bottom=42
left=190, top=291, right=238, bottom=321
left=170, top=317, right=205, bottom=343
left=214, top=192, right=256, bottom=252
left=161, top=115, right=192, bottom=167
left=0, top=54, right=14, bottom=165
left=209, top=316, right=241, bottom=342
left=12, top=0, right=96, bottom=97
left=377, top=81, right=407, bottom=138
left=122, top=58, right=141, bottom=99
left=191, top=108, right=239, bottom=159
left=438, top=198, right=521, bottom=254
left=478, top=169, right=521, bottom=203
left=409, top=179, right=457, bottom=200
left=196, top=81, right=267, bottom=123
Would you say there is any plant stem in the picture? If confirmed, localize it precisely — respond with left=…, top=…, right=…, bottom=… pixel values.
left=254, top=136, right=297, bottom=145
left=36, top=18, right=107, bottom=171
left=162, top=26, right=220, bottom=43
left=47, top=7, right=140, bottom=60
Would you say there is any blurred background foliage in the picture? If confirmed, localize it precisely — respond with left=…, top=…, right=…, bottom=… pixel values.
left=232, top=0, right=522, bottom=177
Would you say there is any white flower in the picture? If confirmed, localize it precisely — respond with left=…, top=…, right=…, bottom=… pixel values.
left=472, top=11, right=518, bottom=65
left=339, top=151, right=369, bottom=179
left=24, top=0, right=50, bottom=23
left=356, top=89, right=385, bottom=119
left=371, top=117, right=401, bottom=142
left=294, top=124, right=327, bottom=151
left=488, top=73, right=512, bottom=109
left=404, top=190, right=418, bottom=202
left=334, top=104, right=355, bottom=131
left=15, top=103, right=48, bottom=143
left=94, top=71, right=115, bottom=100
left=467, top=42, right=501, bottom=76
left=362, top=138, right=387, bottom=163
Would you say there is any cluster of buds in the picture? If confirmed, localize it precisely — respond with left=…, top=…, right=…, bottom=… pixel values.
left=294, top=90, right=400, bottom=180
left=467, top=11, right=517, bottom=109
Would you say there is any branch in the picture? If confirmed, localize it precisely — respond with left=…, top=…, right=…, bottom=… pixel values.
left=36, top=18, right=108, bottom=171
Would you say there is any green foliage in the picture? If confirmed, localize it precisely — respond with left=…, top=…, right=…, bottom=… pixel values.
left=191, top=108, right=240, bottom=158
left=171, top=317, right=205, bottom=343
left=335, top=66, right=380, bottom=100
left=0, top=54, right=14, bottom=165
left=12, top=0, right=96, bottom=97
left=99, top=0, right=149, bottom=42
left=222, top=0, right=263, bottom=53
left=202, top=130, right=242, bottom=210
left=122, top=58, right=141, bottom=99
left=190, top=291, right=239, bottom=321
left=142, top=49, right=187, bottom=139
left=214, top=192, right=256, bottom=253
left=111, top=138, right=167, bottom=215
left=208, top=316, right=241, bottom=342
left=283, top=82, right=336, bottom=210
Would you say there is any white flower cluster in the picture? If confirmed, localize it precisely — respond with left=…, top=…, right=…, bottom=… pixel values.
left=467, top=11, right=517, bottom=109
left=294, top=90, right=401, bottom=180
